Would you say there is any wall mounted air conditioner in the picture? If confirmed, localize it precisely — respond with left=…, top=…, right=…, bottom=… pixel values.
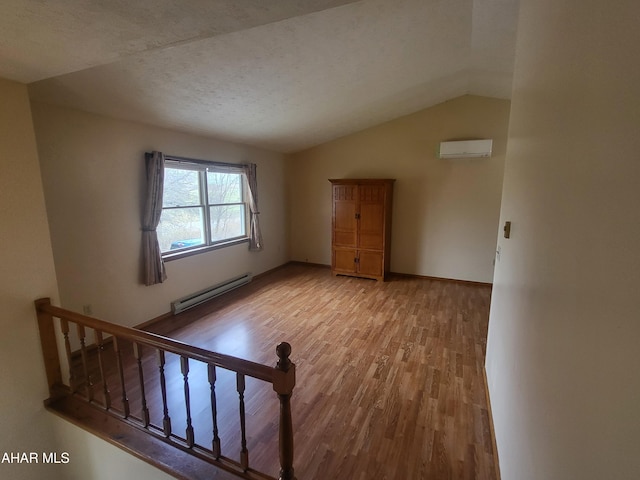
left=438, top=139, right=493, bottom=159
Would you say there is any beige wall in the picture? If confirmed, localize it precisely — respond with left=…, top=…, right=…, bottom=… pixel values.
left=287, top=95, right=510, bottom=283
left=0, top=76, right=61, bottom=480
left=31, top=103, right=288, bottom=326
left=0, top=78, right=172, bottom=479
left=50, top=417, right=174, bottom=480
left=485, top=1, right=640, bottom=479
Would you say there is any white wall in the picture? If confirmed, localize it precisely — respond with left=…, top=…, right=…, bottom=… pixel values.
left=0, top=77, right=173, bottom=480
left=31, top=103, right=289, bottom=326
left=288, top=95, right=510, bottom=283
left=485, top=1, right=640, bottom=479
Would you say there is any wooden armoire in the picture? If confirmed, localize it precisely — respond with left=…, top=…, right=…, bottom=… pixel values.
left=329, top=179, right=395, bottom=281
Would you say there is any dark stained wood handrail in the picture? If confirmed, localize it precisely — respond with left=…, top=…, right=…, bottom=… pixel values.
left=37, top=299, right=276, bottom=382
left=35, top=297, right=297, bottom=480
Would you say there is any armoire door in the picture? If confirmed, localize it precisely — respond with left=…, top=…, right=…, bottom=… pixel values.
left=358, top=250, right=383, bottom=277
left=332, top=184, right=357, bottom=248
left=358, top=184, right=385, bottom=250
left=334, top=248, right=357, bottom=274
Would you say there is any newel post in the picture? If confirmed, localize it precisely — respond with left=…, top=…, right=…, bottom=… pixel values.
left=35, top=298, right=64, bottom=400
left=274, top=342, right=297, bottom=480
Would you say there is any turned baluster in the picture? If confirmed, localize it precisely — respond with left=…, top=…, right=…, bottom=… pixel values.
left=77, top=324, right=94, bottom=402
left=94, top=330, right=111, bottom=409
left=237, top=373, right=249, bottom=471
left=181, top=356, right=195, bottom=447
left=133, top=343, right=150, bottom=426
left=208, top=364, right=221, bottom=459
left=60, top=318, right=76, bottom=393
left=112, top=336, right=130, bottom=418
left=157, top=350, right=172, bottom=437
left=274, top=342, right=297, bottom=480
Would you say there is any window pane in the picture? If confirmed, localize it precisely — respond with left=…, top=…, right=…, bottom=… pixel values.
left=163, top=168, right=201, bottom=207
left=209, top=205, right=245, bottom=242
left=207, top=171, right=242, bottom=204
left=157, top=207, right=205, bottom=252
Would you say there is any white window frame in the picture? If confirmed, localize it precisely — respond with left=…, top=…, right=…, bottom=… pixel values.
left=159, top=159, right=249, bottom=260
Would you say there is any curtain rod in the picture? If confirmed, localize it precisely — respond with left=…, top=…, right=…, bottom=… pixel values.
left=145, top=152, right=246, bottom=169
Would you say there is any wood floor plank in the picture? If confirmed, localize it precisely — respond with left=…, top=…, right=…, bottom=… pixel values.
left=71, top=264, right=496, bottom=479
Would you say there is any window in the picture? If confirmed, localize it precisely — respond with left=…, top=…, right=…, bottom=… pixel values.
left=157, top=160, right=247, bottom=256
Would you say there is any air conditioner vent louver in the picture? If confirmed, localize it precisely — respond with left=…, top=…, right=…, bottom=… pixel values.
left=438, top=139, right=493, bottom=159
left=171, top=273, right=252, bottom=314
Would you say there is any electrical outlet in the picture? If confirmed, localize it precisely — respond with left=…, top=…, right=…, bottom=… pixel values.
left=82, top=304, right=93, bottom=316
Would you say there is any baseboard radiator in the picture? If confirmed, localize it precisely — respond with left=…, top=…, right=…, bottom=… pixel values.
left=171, top=272, right=252, bottom=314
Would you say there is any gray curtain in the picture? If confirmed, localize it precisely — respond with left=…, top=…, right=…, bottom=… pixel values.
left=242, top=163, right=263, bottom=251
left=142, top=151, right=167, bottom=285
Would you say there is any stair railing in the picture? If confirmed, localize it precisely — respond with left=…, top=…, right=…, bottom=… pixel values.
left=35, top=298, right=296, bottom=480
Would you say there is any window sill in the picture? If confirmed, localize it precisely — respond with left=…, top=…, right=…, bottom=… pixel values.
left=162, top=237, right=249, bottom=262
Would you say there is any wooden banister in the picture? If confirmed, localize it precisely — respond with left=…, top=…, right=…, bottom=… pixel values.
left=39, top=301, right=275, bottom=382
left=274, top=343, right=296, bottom=480
left=34, top=297, right=297, bottom=480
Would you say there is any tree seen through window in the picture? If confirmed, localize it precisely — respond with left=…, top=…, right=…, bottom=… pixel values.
left=157, top=163, right=246, bottom=253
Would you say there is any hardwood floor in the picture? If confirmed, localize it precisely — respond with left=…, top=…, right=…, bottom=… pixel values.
left=75, top=264, right=496, bottom=479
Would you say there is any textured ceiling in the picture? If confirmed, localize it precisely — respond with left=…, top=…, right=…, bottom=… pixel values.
left=3, top=0, right=519, bottom=153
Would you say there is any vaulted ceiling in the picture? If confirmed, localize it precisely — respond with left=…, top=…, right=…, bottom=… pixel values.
left=1, top=0, right=519, bottom=153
